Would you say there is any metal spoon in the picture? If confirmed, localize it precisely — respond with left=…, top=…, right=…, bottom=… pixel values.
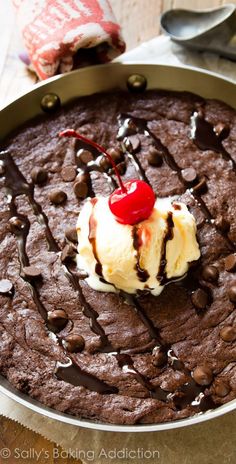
left=160, top=4, right=236, bottom=61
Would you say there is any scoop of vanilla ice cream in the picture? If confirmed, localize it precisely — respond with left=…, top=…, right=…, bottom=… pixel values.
left=76, top=197, right=200, bottom=295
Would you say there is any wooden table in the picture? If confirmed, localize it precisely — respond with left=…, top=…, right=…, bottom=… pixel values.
left=0, top=0, right=235, bottom=463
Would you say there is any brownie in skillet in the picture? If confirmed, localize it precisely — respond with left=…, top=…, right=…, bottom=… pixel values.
left=0, top=89, right=236, bottom=424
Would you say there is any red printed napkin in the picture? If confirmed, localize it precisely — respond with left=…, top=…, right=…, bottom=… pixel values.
left=13, top=0, right=126, bottom=80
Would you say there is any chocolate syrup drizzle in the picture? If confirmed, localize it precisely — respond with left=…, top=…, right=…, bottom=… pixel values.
left=191, top=112, right=236, bottom=172
left=0, top=150, right=116, bottom=394
left=0, top=151, right=59, bottom=252
left=118, top=113, right=236, bottom=252
left=122, top=298, right=215, bottom=409
left=123, top=141, right=150, bottom=184
left=2, top=101, right=231, bottom=412
left=132, top=226, right=150, bottom=282
left=56, top=357, right=117, bottom=393
left=116, top=340, right=215, bottom=409
left=116, top=353, right=168, bottom=401
left=112, top=109, right=236, bottom=410
left=88, top=198, right=104, bottom=277
left=157, top=212, right=174, bottom=285
left=62, top=266, right=113, bottom=353
left=167, top=350, right=216, bottom=411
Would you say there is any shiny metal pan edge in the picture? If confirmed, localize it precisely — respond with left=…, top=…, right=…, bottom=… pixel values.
left=0, top=63, right=235, bottom=432
left=0, top=63, right=235, bottom=140
left=1, top=374, right=236, bottom=432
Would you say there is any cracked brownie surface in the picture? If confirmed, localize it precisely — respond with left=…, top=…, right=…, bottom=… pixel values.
left=0, top=89, right=236, bottom=425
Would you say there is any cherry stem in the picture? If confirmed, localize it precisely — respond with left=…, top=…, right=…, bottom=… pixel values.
left=59, top=129, right=127, bottom=194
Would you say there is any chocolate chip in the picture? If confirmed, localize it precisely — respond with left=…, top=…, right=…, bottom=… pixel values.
left=215, top=215, right=230, bottom=232
left=61, top=244, right=77, bottom=263
left=78, top=149, right=94, bottom=164
left=181, top=167, right=197, bottom=184
left=125, top=135, right=140, bottom=153
left=228, top=284, right=236, bottom=303
left=0, top=279, right=13, bottom=294
left=147, top=146, right=163, bottom=167
left=30, top=167, right=48, bottom=184
left=100, top=148, right=124, bottom=172
left=8, top=216, right=28, bottom=237
left=65, top=226, right=78, bottom=243
left=48, top=189, right=67, bottom=205
left=100, top=156, right=111, bottom=171
left=22, top=265, right=41, bottom=279
left=47, top=309, right=68, bottom=331
left=110, top=161, right=126, bottom=176
left=192, top=176, right=207, bottom=194
left=214, top=381, right=230, bottom=397
left=61, top=166, right=77, bottom=182
left=108, top=147, right=124, bottom=163
left=202, top=265, right=219, bottom=283
left=224, top=254, right=236, bottom=272
left=214, top=122, right=230, bottom=141
left=116, top=162, right=127, bottom=175
left=192, top=366, right=213, bottom=386
left=9, top=217, right=25, bottom=234
left=77, top=172, right=89, bottom=183
left=152, top=346, right=168, bottom=367
left=63, top=334, right=85, bottom=353
left=191, top=288, right=208, bottom=309
left=220, top=325, right=236, bottom=342
left=73, top=177, right=88, bottom=199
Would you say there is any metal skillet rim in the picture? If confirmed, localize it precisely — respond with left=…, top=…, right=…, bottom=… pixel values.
left=0, top=62, right=235, bottom=432
left=0, top=377, right=236, bottom=432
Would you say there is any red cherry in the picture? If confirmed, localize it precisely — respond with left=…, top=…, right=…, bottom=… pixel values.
left=109, top=180, right=155, bottom=224
left=59, top=129, right=155, bottom=225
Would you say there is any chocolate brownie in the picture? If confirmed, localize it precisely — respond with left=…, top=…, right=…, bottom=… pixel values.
left=0, top=89, right=236, bottom=425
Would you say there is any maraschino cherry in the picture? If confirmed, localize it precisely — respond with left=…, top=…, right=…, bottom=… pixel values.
left=59, top=129, right=155, bottom=225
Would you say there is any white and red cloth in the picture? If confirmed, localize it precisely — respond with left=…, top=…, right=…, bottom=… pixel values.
left=13, top=0, right=126, bottom=80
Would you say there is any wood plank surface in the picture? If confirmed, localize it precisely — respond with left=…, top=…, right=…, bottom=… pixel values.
left=0, top=0, right=235, bottom=463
